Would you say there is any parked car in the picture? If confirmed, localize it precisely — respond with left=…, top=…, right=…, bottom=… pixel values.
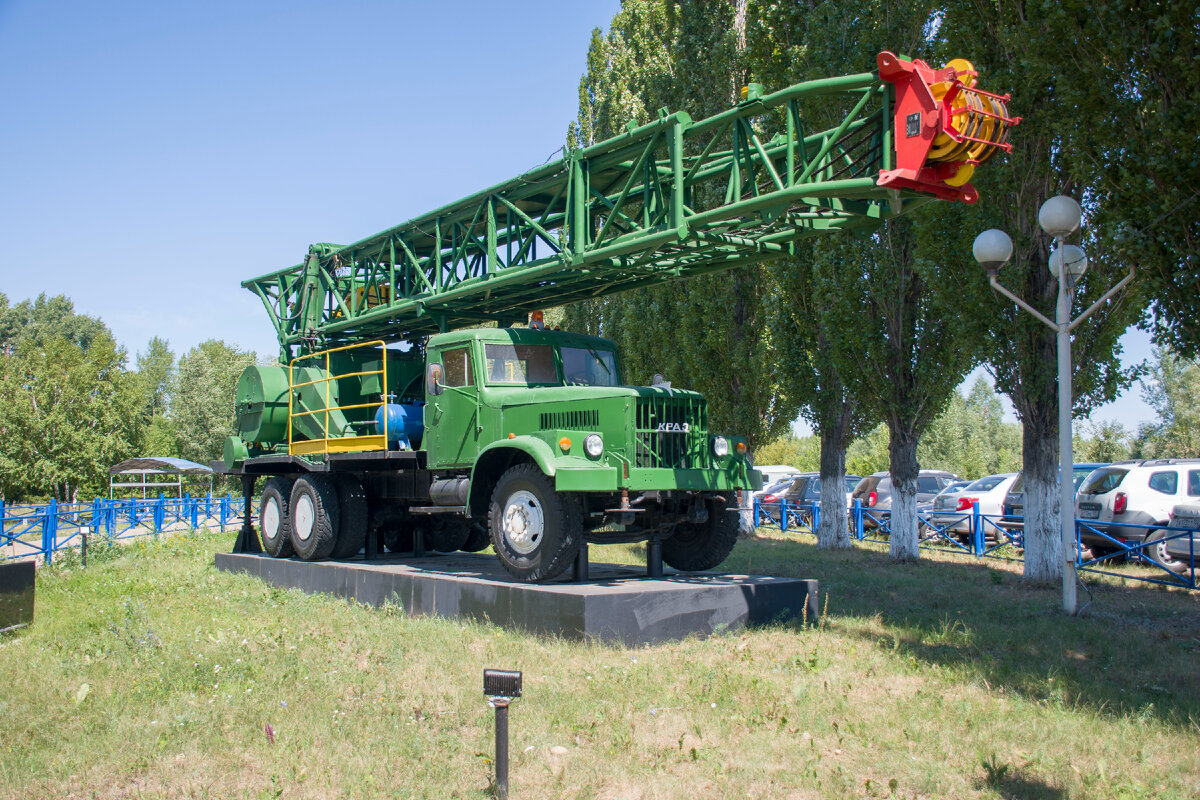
left=1074, top=458, right=1200, bottom=567
left=1163, top=500, right=1200, bottom=571
left=929, top=473, right=1018, bottom=539
left=1000, top=463, right=1107, bottom=531
left=757, top=472, right=862, bottom=526
left=755, top=464, right=804, bottom=487
left=851, top=470, right=962, bottom=529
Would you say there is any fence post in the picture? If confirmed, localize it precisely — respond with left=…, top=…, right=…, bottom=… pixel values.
left=780, top=499, right=788, bottom=532
left=812, top=501, right=820, bottom=533
left=189, top=493, right=199, bottom=529
left=0, top=499, right=5, bottom=551
left=44, top=499, right=58, bottom=565
left=969, top=500, right=981, bottom=555
left=155, top=497, right=164, bottom=535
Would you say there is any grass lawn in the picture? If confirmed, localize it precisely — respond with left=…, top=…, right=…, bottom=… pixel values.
left=1, top=529, right=1198, bottom=799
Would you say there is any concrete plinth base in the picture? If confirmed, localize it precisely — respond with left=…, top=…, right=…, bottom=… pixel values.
left=215, top=552, right=818, bottom=645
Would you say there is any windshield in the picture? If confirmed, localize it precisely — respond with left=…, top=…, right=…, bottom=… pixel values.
left=483, top=344, right=558, bottom=385
left=1079, top=467, right=1128, bottom=495
left=561, top=346, right=619, bottom=387
left=966, top=475, right=1009, bottom=493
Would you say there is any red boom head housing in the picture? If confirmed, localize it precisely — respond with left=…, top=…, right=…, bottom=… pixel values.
left=876, top=51, right=1020, bottom=204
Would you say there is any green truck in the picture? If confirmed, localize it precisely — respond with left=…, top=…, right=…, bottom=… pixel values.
left=220, top=52, right=1015, bottom=581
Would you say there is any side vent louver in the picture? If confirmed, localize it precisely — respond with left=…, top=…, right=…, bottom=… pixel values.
left=540, top=409, right=600, bottom=430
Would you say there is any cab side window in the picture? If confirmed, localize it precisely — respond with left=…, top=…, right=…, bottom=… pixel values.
left=442, top=347, right=474, bottom=387
left=1188, top=470, right=1200, bottom=497
left=1148, top=471, right=1178, bottom=495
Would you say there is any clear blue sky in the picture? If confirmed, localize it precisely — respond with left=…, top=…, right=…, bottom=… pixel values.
left=0, top=0, right=1156, bottom=433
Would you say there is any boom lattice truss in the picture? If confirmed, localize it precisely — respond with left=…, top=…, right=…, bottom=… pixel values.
left=245, top=53, right=1016, bottom=355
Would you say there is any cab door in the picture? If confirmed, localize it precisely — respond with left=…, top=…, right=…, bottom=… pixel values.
left=424, top=345, right=481, bottom=469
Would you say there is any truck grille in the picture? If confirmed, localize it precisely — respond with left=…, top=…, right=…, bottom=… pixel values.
left=633, top=396, right=709, bottom=469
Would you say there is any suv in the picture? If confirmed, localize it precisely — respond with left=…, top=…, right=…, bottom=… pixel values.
left=1000, top=463, right=1107, bottom=531
left=1075, top=459, right=1200, bottom=567
left=851, top=470, right=962, bottom=529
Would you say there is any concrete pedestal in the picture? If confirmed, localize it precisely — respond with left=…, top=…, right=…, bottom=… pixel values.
left=215, top=552, right=817, bottom=645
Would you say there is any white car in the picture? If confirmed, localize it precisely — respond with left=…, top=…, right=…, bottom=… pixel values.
left=929, top=473, right=1018, bottom=538
left=1076, top=458, right=1200, bottom=567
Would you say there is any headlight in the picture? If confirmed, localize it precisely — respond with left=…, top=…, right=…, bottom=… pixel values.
left=584, top=433, right=604, bottom=458
left=712, top=436, right=729, bottom=457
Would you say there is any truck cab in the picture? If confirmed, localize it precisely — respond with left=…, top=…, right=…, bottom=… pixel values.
left=226, top=325, right=760, bottom=582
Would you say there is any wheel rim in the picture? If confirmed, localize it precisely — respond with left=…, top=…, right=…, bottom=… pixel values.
left=1153, top=540, right=1179, bottom=567
left=501, top=490, right=544, bottom=555
left=294, top=494, right=315, bottom=542
left=263, top=497, right=280, bottom=540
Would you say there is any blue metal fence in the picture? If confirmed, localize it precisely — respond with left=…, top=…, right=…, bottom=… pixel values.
left=0, top=494, right=251, bottom=565
left=753, top=496, right=1199, bottom=591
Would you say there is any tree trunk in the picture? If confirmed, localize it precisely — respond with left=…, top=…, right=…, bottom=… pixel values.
left=816, top=415, right=852, bottom=549
left=1021, top=408, right=1061, bottom=581
left=888, top=424, right=921, bottom=560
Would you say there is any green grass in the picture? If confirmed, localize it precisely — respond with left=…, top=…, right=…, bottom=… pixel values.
left=2, top=529, right=1198, bottom=799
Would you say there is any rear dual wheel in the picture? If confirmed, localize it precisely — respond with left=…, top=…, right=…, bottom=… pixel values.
left=662, top=493, right=739, bottom=572
left=289, top=475, right=340, bottom=560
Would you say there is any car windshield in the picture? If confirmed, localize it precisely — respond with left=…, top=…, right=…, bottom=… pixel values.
left=966, top=475, right=1009, bottom=492
left=918, top=476, right=942, bottom=493
left=561, top=346, right=619, bottom=387
left=1079, top=467, right=1128, bottom=495
left=483, top=343, right=558, bottom=385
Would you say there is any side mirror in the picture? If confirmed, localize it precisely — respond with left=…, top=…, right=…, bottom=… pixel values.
left=426, top=362, right=444, bottom=396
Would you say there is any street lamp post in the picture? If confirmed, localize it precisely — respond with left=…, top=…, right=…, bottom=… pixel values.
left=973, top=197, right=1134, bottom=615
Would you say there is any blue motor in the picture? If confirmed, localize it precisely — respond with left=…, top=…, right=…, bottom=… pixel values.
left=374, top=403, right=424, bottom=450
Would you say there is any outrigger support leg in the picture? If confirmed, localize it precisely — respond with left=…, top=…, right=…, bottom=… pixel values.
left=646, top=536, right=663, bottom=578
left=232, top=474, right=262, bottom=554
left=572, top=542, right=590, bottom=581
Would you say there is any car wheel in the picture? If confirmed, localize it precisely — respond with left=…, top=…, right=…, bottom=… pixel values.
left=259, top=477, right=294, bottom=558
left=289, top=475, right=340, bottom=561
left=488, top=464, right=582, bottom=581
left=1143, top=528, right=1186, bottom=575
left=662, top=494, right=739, bottom=572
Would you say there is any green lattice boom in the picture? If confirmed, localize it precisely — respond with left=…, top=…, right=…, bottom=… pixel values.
left=245, top=60, right=988, bottom=356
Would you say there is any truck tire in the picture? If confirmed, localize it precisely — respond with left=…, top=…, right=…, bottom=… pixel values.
left=289, top=475, right=340, bottom=561
left=461, top=521, right=490, bottom=553
left=488, top=464, right=582, bottom=581
left=331, top=475, right=368, bottom=559
left=259, top=477, right=294, bottom=558
left=662, top=493, right=738, bottom=572
left=425, top=519, right=471, bottom=553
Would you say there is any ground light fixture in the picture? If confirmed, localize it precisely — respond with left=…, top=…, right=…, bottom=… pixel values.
left=972, top=196, right=1134, bottom=614
left=483, top=669, right=522, bottom=799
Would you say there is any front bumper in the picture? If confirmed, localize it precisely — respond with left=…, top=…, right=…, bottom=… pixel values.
left=555, top=464, right=758, bottom=493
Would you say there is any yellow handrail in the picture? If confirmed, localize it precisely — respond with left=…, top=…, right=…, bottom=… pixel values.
left=288, top=340, right=389, bottom=456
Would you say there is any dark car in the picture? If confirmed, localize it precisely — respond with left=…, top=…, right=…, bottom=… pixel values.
left=1000, top=463, right=1107, bottom=531
left=760, top=473, right=863, bottom=527
left=851, top=470, right=962, bottom=529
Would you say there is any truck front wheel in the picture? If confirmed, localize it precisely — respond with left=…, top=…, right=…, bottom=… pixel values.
left=662, top=493, right=738, bottom=572
left=488, top=464, right=582, bottom=581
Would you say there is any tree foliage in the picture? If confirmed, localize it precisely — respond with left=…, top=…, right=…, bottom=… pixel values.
left=170, top=340, right=256, bottom=467
left=563, top=0, right=792, bottom=449
left=0, top=294, right=140, bottom=500
left=1133, top=346, right=1200, bottom=458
